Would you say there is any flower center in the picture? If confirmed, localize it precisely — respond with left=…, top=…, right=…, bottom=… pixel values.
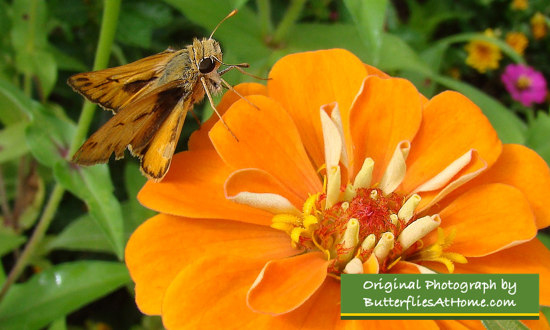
left=516, top=75, right=532, bottom=90
left=270, top=157, right=466, bottom=277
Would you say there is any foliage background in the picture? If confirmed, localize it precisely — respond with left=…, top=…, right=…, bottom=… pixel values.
left=0, top=0, right=549, bottom=329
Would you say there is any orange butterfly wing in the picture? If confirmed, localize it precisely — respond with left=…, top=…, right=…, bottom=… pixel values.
left=72, top=81, right=189, bottom=179
left=67, top=49, right=181, bottom=112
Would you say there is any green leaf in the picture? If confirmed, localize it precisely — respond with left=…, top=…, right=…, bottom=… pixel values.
left=343, top=0, right=388, bottom=65
left=48, top=318, right=67, bottom=330
left=481, top=320, right=529, bottom=330
left=538, top=233, right=550, bottom=251
left=0, top=121, right=29, bottom=164
left=378, top=33, right=431, bottom=74
left=44, top=214, right=113, bottom=254
left=17, top=174, right=45, bottom=231
left=25, top=107, right=75, bottom=167
left=15, top=50, right=58, bottom=98
left=0, top=79, right=32, bottom=125
left=542, top=306, right=550, bottom=326
left=46, top=45, right=88, bottom=72
left=163, top=0, right=265, bottom=61
left=0, top=261, right=130, bottom=330
left=123, top=162, right=155, bottom=239
left=376, top=33, right=526, bottom=144
left=10, top=0, right=57, bottom=97
left=434, top=32, right=525, bottom=65
left=286, top=23, right=369, bottom=60
left=164, top=0, right=247, bottom=29
left=116, top=2, right=173, bottom=48
left=124, top=161, right=147, bottom=201
left=10, top=0, right=49, bottom=51
left=525, top=112, right=550, bottom=165
left=53, top=163, right=125, bottom=259
left=0, top=228, right=26, bottom=257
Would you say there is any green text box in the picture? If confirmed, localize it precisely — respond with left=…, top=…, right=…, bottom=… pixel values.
left=341, top=274, right=539, bottom=320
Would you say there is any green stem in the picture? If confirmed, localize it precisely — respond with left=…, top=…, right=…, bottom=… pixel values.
left=0, top=184, right=64, bottom=301
left=256, top=0, right=273, bottom=37
left=272, top=0, right=307, bottom=44
left=69, top=0, right=122, bottom=155
left=0, top=0, right=122, bottom=304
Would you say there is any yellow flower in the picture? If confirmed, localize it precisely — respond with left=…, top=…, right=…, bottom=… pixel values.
left=465, top=30, right=502, bottom=73
left=505, top=31, right=529, bottom=55
left=531, top=12, right=548, bottom=39
left=511, top=0, right=528, bottom=10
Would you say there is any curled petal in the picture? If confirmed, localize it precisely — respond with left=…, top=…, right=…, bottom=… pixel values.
left=224, top=168, right=304, bottom=210
left=464, top=144, right=550, bottom=229
left=437, top=184, right=537, bottom=257
left=247, top=252, right=329, bottom=315
left=403, top=91, right=502, bottom=193
left=379, top=141, right=411, bottom=195
left=125, top=214, right=295, bottom=315
left=228, top=192, right=301, bottom=216
left=138, top=150, right=272, bottom=225
left=350, top=76, right=422, bottom=181
left=320, top=105, right=344, bottom=172
left=416, top=150, right=487, bottom=213
left=446, top=239, right=550, bottom=306
left=209, top=95, right=322, bottom=201
left=268, top=49, right=368, bottom=169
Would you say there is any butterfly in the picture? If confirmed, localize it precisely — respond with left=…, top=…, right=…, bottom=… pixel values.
left=68, top=10, right=250, bottom=181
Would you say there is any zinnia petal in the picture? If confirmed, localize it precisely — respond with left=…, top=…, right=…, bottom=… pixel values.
left=402, top=91, right=502, bottom=193
left=247, top=252, right=329, bottom=315
left=125, top=214, right=296, bottom=315
left=436, top=184, right=537, bottom=256
left=138, top=150, right=272, bottom=225
left=446, top=239, right=550, bottom=306
left=209, top=95, right=322, bottom=200
left=268, top=49, right=368, bottom=169
left=224, top=168, right=304, bottom=211
left=161, top=254, right=274, bottom=329
left=188, top=82, right=268, bottom=151
left=464, top=144, right=550, bottom=229
left=350, top=76, right=422, bottom=181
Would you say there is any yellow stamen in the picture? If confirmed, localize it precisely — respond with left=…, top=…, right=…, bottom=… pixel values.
left=397, top=215, right=441, bottom=250
left=398, top=194, right=421, bottom=223
left=408, top=228, right=467, bottom=273
left=337, top=218, right=360, bottom=264
left=353, top=157, right=374, bottom=190
left=303, top=193, right=319, bottom=215
left=374, top=232, right=395, bottom=262
left=390, top=213, right=399, bottom=226
left=343, top=257, right=364, bottom=274
left=326, top=165, right=341, bottom=209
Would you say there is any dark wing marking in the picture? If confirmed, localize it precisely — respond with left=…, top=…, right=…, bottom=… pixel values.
left=67, top=49, right=181, bottom=112
left=71, top=81, right=188, bottom=166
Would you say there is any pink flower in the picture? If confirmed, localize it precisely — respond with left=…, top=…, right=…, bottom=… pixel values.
left=501, top=64, right=547, bottom=107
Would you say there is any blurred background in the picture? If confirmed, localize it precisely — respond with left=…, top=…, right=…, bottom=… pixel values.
left=0, top=0, right=549, bottom=329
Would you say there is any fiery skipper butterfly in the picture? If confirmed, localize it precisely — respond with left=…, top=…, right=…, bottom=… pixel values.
left=68, top=10, right=250, bottom=182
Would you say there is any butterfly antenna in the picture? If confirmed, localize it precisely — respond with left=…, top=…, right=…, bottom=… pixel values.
left=209, top=9, right=238, bottom=39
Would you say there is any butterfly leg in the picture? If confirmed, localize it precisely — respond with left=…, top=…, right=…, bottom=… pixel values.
left=200, top=77, right=239, bottom=142
left=219, top=78, right=260, bottom=111
left=189, top=108, right=202, bottom=127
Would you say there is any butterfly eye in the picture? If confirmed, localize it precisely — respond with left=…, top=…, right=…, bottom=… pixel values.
left=199, top=58, right=216, bottom=74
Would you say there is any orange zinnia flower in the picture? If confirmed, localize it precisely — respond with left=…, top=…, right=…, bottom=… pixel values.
left=126, top=49, right=550, bottom=329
